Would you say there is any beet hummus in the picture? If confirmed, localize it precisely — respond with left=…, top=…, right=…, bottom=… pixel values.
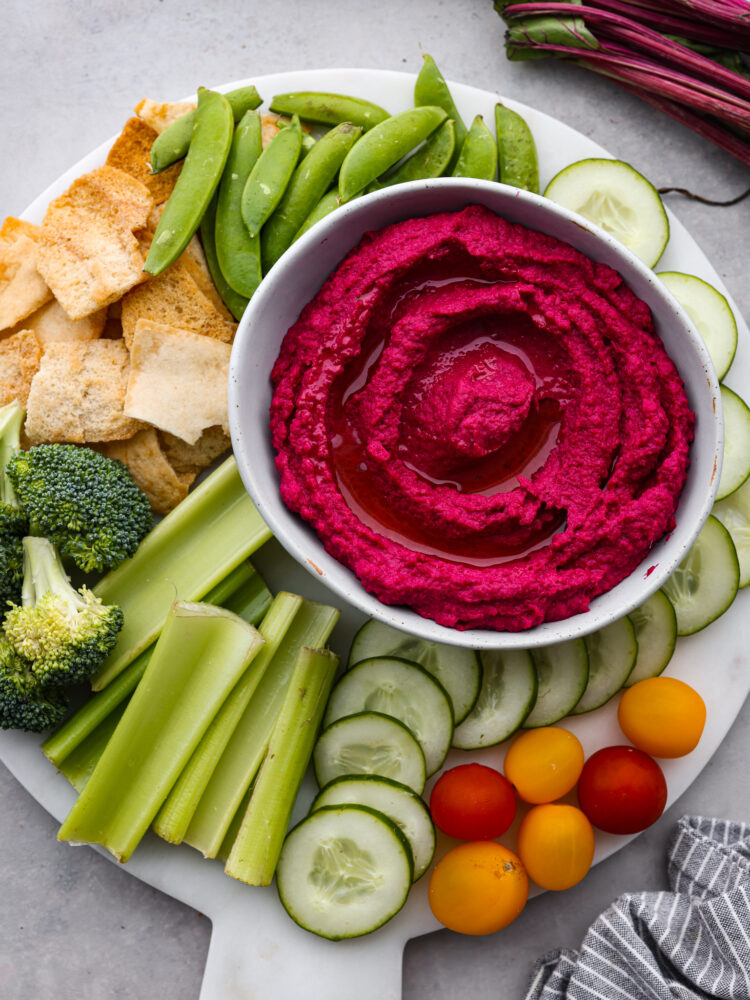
left=270, top=205, right=694, bottom=631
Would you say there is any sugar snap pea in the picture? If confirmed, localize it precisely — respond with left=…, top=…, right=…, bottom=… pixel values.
left=150, top=84, right=262, bottom=174
left=338, top=106, right=447, bottom=203
left=144, top=88, right=234, bottom=277
left=414, top=54, right=468, bottom=170
left=495, top=102, right=540, bottom=193
left=215, top=110, right=263, bottom=298
left=372, top=118, right=455, bottom=190
left=200, top=194, right=248, bottom=321
left=300, top=132, right=317, bottom=158
left=452, top=114, right=497, bottom=181
left=294, top=188, right=341, bottom=240
left=241, top=115, right=302, bottom=239
left=269, top=92, right=390, bottom=131
left=261, top=122, right=362, bottom=273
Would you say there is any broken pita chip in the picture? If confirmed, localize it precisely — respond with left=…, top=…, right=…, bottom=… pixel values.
left=0, top=329, right=42, bottom=408
left=45, top=165, right=153, bottom=232
left=0, top=217, right=42, bottom=249
left=134, top=98, right=196, bottom=134
left=180, top=236, right=234, bottom=321
left=0, top=217, right=53, bottom=331
left=158, top=425, right=231, bottom=475
left=125, top=320, right=231, bottom=444
left=106, top=117, right=182, bottom=204
left=25, top=339, right=144, bottom=444
left=98, top=427, right=195, bottom=514
left=6, top=298, right=106, bottom=344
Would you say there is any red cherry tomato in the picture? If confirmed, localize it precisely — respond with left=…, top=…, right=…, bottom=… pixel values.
left=430, top=763, right=517, bottom=840
left=577, top=745, right=667, bottom=835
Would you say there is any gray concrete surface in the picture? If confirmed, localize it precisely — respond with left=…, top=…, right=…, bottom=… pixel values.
left=2, top=1, right=749, bottom=998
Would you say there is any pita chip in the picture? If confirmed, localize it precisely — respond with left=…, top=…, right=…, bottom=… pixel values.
left=6, top=298, right=106, bottom=345
left=0, top=217, right=53, bottom=332
left=134, top=98, right=196, bottom=134
left=158, top=425, right=231, bottom=475
left=0, top=330, right=42, bottom=408
left=106, top=117, right=181, bottom=204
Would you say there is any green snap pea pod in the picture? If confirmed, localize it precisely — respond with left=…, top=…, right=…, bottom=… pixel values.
left=371, top=118, right=455, bottom=190
left=414, top=54, right=468, bottom=170
left=269, top=91, right=390, bottom=131
left=150, top=85, right=262, bottom=173
left=452, top=114, right=497, bottom=181
left=144, top=88, right=233, bottom=277
left=261, top=122, right=362, bottom=273
left=338, top=106, right=447, bottom=203
left=241, top=115, right=302, bottom=238
left=215, top=110, right=263, bottom=298
left=299, top=132, right=317, bottom=159
left=199, top=194, right=248, bottom=321
left=495, top=102, right=540, bottom=193
left=294, top=188, right=341, bottom=240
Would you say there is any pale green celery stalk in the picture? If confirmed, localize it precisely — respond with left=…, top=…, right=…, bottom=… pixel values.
left=183, top=599, right=340, bottom=858
left=58, top=703, right=127, bottom=792
left=217, top=783, right=253, bottom=862
left=225, top=646, right=339, bottom=885
left=92, top=456, right=271, bottom=690
left=42, top=561, right=271, bottom=769
left=57, top=602, right=265, bottom=863
left=153, top=591, right=303, bottom=844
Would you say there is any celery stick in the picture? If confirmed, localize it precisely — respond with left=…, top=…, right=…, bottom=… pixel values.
left=153, top=592, right=303, bottom=844
left=57, top=703, right=127, bottom=792
left=43, top=561, right=271, bottom=769
left=184, top=599, right=340, bottom=858
left=217, top=783, right=253, bottom=862
left=92, top=457, right=271, bottom=690
left=57, top=603, right=264, bottom=862
left=225, top=646, right=339, bottom=885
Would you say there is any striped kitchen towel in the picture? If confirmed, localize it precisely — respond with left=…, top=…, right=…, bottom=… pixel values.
left=525, top=816, right=750, bottom=1000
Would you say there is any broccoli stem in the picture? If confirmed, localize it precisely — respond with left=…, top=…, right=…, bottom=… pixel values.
left=153, top=591, right=304, bottom=844
left=225, top=646, right=339, bottom=886
left=42, top=561, right=271, bottom=769
left=57, top=602, right=265, bottom=863
left=0, top=401, right=26, bottom=531
left=92, top=456, right=271, bottom=691
left=183, top=600, right=340, bottom=859
left=21, top=536, right=85, bottom=610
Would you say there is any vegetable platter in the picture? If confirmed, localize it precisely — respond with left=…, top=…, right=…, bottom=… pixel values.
left=2, top=67, right=750, bottom=1000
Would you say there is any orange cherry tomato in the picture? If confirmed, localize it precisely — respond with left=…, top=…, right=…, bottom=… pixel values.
left=429, top=763, right=517, bottom=840
left=618, top=676, right=706, bottom=758
left=517, top=803, right=595, bottom=890
left=503, top=726, right=584, bottom=803
left=428, top=841, right=528, bottom=935
left=577, top=745, right=667, bottom=834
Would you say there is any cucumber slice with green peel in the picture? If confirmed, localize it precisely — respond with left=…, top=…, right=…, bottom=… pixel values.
left=662, top=515, right=740, bottom=635
left=276, top=804, right=413, bottom=940
left=716, top=386, right=750, bottom=501
left=348, top=620, right=481, bottom=724
left=625, top=590, right=677, bottom=686
left=657, top=271, right=737, bottom=381
left=311, top=775, right=435, bottom=881
left=524, top=638, right=589, bottom=728
left=313, top=712, right=426, bottom=794
left=544, top=158, right=669, bottom=268
left=714, top=476, right=750, bottom=588
left=324, top=657, right=453, bottom=776
left=452, top=649, right=537, bottom=750
left=572, top=618, right=638, bottom=714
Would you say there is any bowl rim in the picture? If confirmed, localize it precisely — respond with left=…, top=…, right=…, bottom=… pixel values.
left=229, top=176, right=722, bottom=649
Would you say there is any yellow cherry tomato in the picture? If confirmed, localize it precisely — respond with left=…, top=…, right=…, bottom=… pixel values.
left=618, top=676, right=706, bottom=758
left=503, top=726, right=584, bottom=803
left=428, top=841, right=528, bottom=935
left=517, top=803, right=595, bottom=890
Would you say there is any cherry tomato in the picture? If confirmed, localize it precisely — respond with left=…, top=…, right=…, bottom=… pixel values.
left=517, top=803, right=595, bottom=891
left=429, top=763, right=516, bottom=840
left=503, top=726, right=584, bottom=803
left=428, top=841, right=528, bottom=935
left=618, top=677, right=706, bottom=758
left=577, top=745, right=667, bottom=834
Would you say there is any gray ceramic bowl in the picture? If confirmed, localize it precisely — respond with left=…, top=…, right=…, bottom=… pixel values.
left=229, top=179, right=722, bottom=649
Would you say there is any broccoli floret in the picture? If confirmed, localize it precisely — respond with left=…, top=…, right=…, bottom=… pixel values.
left=4, top=537, right=124, bottom=688
left=7, top=444, right=153, bottom=573
left=0, top=635, right=68, bottom=732
left=0, top=531, right=24, bottom=611
left=0, top=401, right=28, bottom=537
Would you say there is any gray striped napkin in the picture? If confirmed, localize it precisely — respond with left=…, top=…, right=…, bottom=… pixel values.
left=524, top=816, right=750, bottom=1000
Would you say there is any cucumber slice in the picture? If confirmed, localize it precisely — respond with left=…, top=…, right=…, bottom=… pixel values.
left=524, top=638, right=589, bottom=728
left=657, top=271, right=737, bottom=381
left=313, top=712, right=426, bottom=794
left=452, top=649, right=537, bottom=749
left=572, top=617, right=637, bottom=714
left=311, top=775, right=435, bottom=881
left=276, top=804, right=412, bottom=939
left=544, top=158, right=669, bottom=268
left=348, top=619, right=481, bottom=724
left=662, top=515, right=740, bottom=635
left=324, top=657, right=453, bottom=776
left=625, top=590, right=677, bottom=686
left=716, top=386, right=750, bottom=501
left=714, top=476, right=750, bottom=587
